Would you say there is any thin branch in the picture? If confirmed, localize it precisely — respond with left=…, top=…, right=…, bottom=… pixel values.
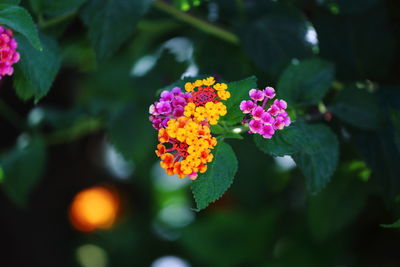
left=153, top=0, right=240, bottom=45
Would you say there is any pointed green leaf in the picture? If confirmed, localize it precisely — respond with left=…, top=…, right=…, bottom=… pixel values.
left=0, top=4, right=42, bottom=50
left=13, top=34, right=61, bottom=102
left=191, top=141, right=238, bottom=211
left=292, top=123, right=339, bottom=193
left=278, top=58, right=334, bottom=106
left=0, top=136, right=46, bottom=207
left=80, top=0, right=152, bottom=61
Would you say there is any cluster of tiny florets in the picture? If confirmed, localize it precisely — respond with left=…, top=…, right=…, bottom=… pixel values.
left=156, top=117, right=217, bottom=180
left=240, top=87, right=291, bottom=138
left=0, top=26, right=20, bottom=79
left=149, top=76, right=230, bottom=180
left=149, top=87, right=190, bottom=130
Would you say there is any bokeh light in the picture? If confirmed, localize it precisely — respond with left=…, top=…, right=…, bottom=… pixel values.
left=69, top=186, right=120, bottom=232
left=76, top=244, right=108, bottom=267
left=151, top=256, right=190, bottom=267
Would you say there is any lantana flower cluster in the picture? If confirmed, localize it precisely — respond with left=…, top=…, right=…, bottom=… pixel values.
left=150, top=77, right=230, bottom=180
left=0, top=26, right=20, bottom=79
left=240, top=87, right=291, bottom=139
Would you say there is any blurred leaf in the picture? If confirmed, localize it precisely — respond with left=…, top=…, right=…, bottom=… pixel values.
left=307, top=175, right=366, bottom=241
left=107, top=104, right=154, bottom=163
left=351, top=87, right=400, bottom=198
left=80, top=0, right=152, bottom=61
left=222, top=76, right=257, bottom=124
left=182, top=211, right=278, bottom=266
left=13, top=34, right=61, bottom=102
left=331, top=84, right=379, bottom=130
left=239, top=4, right=313, bottom=76
left=193, top=37, right=254, bottom=81
left=381, top=218, right=400, bottom=228
left=0, top=136, right=46, bottom=207
left=293, top=123, right=339, bottom=193
left=254, top=124, right=307, bottom=157
left=314, top=7, right=395, bottom=80
left=278, top=58, right=334, bottom=106
left=2, top=0, right=21, bottom=4
left=191, top=141, right=238, bottom=211
left=0, top=4, right=42, bottom=50
left=390, top=109, right=400, bottom=152
left=32, top=0, right=86, bottom=17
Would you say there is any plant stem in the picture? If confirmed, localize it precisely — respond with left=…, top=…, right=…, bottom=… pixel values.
left=153, top=0, right=240, bottom=45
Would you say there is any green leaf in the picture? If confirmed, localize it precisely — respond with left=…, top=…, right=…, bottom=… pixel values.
left=191, top=141, right=238, bottom=211
left=107, top=104, right=155, bottom=163
left=239, top=5, right=313, bottom=76
left=2, top=0, right=21, bottom=4
left=0, top=135, right=46, bottom=207
left=80, top=0, right=152, bottom=61
left=254, top=124, right=308, bottom=157
left=32, top=0, right=87, bottom=17
left=278, top=58, right=334, bottom=106
left=222, top=76, right=257, bottom=124
left=0, top=4, right=42, bottom=50
left=381, top=218, right=400, bottom=228
left=292, top=123, right=339, bottom=193
left=331, top=84, right=379, bottom=130
left=13, top=34, right=61, bottom=102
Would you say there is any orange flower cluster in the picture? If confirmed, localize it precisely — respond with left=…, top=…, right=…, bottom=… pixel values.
left=151, top=76, right=230, bottom=180
left=155, top=117, right=217, bottom=180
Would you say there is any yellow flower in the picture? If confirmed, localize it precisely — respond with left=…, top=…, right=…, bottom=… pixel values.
left=203, top=77, right=215, bottom=86
left=218, top=90, right=231, bottom=100
left=185, top=82, right=194, bottom=92
left=194, top=80, right=203, bottom=87
left=214, top=83, right=228, bottom=91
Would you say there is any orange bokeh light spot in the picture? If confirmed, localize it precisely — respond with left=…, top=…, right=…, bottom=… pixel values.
left=69, top=186, right=120, bottom=232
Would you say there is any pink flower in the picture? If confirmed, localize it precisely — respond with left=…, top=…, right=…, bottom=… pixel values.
left=251, top=106, right=264, bottom=120
left=240, top=100, right=255, bottom=114
left=261, top=112, right=274, bottom=124
left=149, top=87, right=191, bottom=130
left=156, top=101, right=172, bottom=115
left=249, top=89, right=264, bottom=101
left=264, top=87, right=275, bottom=99
left=239, top=86, right=290, bottom=139
left=160, top=91, right=174, bottom=101
left=274, top=99, right=287, bottom=109
left=249, top=119, right=263, bottom=133
left=0, top=27, right=19, bottom=80
left=261, top=124, right=275, bottom=139
left=267, top=104, right=280, bottom=116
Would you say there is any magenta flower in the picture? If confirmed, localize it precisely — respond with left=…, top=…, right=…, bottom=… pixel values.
left=249, top=89, right=264, bottom=101
left=239, top=86, right=290, bottom=139
left=0, top=27, right=20, bottom=79
left=240, top=100, right=255, bottom=114
left=264, top=87, right=276, bottom=99
left=149, top=88, right=191, bottom=130
left=249, top=119, right=263, bottom=134
left=251, top=106, right=264, bottom=120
